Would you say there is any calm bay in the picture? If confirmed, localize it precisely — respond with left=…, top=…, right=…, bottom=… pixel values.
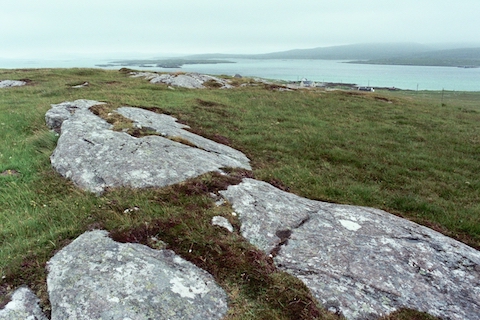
left=180, top=59, right=480, bottom=91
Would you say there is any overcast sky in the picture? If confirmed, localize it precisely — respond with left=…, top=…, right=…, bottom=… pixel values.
left=2, top=0, right=480, bottom=59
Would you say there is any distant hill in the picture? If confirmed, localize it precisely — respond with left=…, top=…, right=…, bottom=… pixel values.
left=185, top=43, right=480, bottom=67
left=350, top=47, right=480, bottom=67
left=186, top=43, right=435, bottom=60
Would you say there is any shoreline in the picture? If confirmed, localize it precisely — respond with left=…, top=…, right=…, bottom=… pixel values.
left=1, top=59, right=479, bottom=92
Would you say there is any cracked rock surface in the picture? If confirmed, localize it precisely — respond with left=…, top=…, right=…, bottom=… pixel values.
left=45, top=100, right=250, bottom=194
left=47, top=230, right=228, bottom=320
left=130, top=72, right=233, bottom=89
left=220, top=178, right=480, bottom=320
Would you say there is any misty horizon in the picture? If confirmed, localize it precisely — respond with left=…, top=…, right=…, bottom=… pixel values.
left=1, top=42, right=479, bottom=62
left=2, top=1, right=480, bottom=60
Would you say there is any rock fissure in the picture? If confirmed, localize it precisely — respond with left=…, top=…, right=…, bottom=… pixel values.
left=82, top=138, right=95, bottom=146
left=270, top=215, right=312, bottom=257
left=295, top=215, right=311, bottom=229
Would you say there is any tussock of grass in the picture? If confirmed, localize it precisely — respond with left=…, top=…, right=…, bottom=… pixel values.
left=165, top=135, right=197, bottom=147
left=0, top=68, right=478, bottom=319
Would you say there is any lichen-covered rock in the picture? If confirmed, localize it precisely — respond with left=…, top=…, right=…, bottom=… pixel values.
left=220, top=178, right=480, bottom=320
left=46, top=100, right=250, bottom=194
left=0, top=80, right=26, bottom=88
left=47, top=230, right=228, bottom=320
left=45, top=99, right=104, bottom=133
left=131, top=72, right=233, bottom=89
left=0, top=287, right=48, bottom=320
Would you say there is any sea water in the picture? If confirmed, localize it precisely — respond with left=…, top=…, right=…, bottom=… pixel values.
left=180, top=59, right=480, bottom=91
left=1, top=58, right=479, bottom=91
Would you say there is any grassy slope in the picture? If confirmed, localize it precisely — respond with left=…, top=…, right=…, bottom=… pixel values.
left=1, top=68, right=477, bottom=319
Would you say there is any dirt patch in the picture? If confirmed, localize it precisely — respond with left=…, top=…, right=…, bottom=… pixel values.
left=267, top=177, right=290, bottom=192
left=136, top=106, right=173, bottom=116
left=1, top=169, right=20, bottom=176
left=195, top=99, right=226, bottom=108
left=375, top=96, right=393, bottom=103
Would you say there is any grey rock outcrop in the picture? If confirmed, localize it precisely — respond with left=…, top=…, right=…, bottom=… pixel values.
left=220, top=178, right=480, bottom=320
left=46, top=100, right=250, bottom=194
left=0, top=80, right=26, bottom=88
left=47, top=230, right=228, bottom=320
left=131, top=72, right=233, bottom=89
left=45, top=99, right=103, bottom=133
left=116, top=107, right=249, bottom=166
left=0, top=287, right=48, bottom=320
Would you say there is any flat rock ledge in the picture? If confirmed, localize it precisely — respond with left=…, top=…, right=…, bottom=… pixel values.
left=0, top=287, right=48, bottom=320
left=45, top=99, right=250, bottom=194
left=130, top=72, right=233, bottom=89
left=45, top=230, right=228, bottom=320
left=0, top=80, right=26, bottom=88
left=220, top=178, right=480, bottom=320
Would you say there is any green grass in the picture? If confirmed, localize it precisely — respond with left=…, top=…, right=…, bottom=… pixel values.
left=1, top=67, right=475, bottom=319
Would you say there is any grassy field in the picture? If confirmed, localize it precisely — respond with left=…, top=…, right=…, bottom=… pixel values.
left=1, top=68, right=478, bottom=319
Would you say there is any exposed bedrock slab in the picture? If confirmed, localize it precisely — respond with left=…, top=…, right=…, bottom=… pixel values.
left=0, top=80, right=26, bottom=88
left=45, top=100, right=250, bottom=194
left=116, top=107, right=250, bottom=166
left=131, top=72, right=233, bottom=89
left=0, top=287, right=48, bottom=320
left=47, top=230, right=228, bottom=320
left=220, top=178, right=480, bottom=320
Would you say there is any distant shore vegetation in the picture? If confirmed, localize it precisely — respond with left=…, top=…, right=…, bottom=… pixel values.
left=97, top=59, right=235, bottom=69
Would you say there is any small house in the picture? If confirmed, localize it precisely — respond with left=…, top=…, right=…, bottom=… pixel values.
left=300, top=78, right=316, bottom=87
left=358, top=86, right=375, bottom=92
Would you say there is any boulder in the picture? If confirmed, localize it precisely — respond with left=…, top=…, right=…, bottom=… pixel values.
left=0, top=287, right=48, bottom=320
left=0, top=80, right=26, bottom=88
left=131, top=72, right=233, bottom=89
left=219, top=178, right=480, bottom=320
left=46, top=100, right=250, bottom=194
left=47, top=230, right=228, bottom=320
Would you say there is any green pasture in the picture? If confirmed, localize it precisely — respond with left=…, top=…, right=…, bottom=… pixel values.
left=2, top=68, right=478, bottom=319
